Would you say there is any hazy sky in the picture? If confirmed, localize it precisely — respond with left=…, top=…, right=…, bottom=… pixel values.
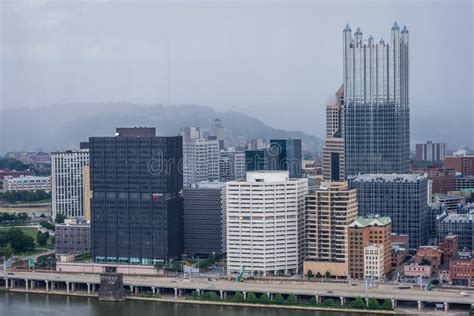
left=1, top=0, right=473, bottom=145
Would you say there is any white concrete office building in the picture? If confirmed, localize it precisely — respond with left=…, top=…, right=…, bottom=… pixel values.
left=51, top=150, right=89, bottom=218
left=364, top=244, right=384, bottom=280
left=183, top=138, right=220, bottom=186
left=225, top=171, right=308, bottom=276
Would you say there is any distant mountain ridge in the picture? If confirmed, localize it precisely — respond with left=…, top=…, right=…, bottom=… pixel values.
left=0, top=103, right=323, bottom=154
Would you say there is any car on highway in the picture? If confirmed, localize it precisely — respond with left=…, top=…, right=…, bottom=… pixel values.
left=460, top=291, right=469, bottom=297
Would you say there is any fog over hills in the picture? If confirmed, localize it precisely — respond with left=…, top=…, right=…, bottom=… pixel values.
left=0, top=103, right=323, bottom=154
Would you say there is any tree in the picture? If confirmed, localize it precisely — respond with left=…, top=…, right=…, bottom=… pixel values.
left=325, top=270, right=331, bottom=278
left=253, top=270, right=259, bottom=277
left=40, top=221, right=55, bottom=231
left=323, top=299, right=335, bottom=306
left=420, top=258, right=431, bottom=266
left=316, top=272, right=322, bottom=278
left=352, top=297, right=366, bottom=309
left=246, top=292, right=257, bottom=303
left=306, top=270, right=313, bottom=279
left=273, top=293, right=284, bottom=305
left=308, top=297, right=317, bottom=306
left=368, top=298, right=380, bottom=309
left=287, top=293, right=297, bottom=305
left=191, top=291, right=199, bottom=299
left=258, top=293, right=270, bottom=304
left=0, top=244, right=13, bottom=259
left=208, top=292, right=219, bottom=301
left=2, top=228, right=35, bottom=253
left=231, top=292, right=244, bottom=302
left=55, top=213, right=66, bottom=224
left=36, top=231, right=48, bottom=247
left=381, top=299, right=393, bottom=310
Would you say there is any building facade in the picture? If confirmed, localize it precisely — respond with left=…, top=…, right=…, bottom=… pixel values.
left=268, top=139, right=302, bottom=178
left=51, top=150, right=89, bottom=218
left=349, top=174, right=428, bottom=248
left=304, top=182, right=358, bottom=277
left=364, top=244, right=385, bottom=280
left=348, top=216, right=392, bottom=279
left=219, top=150, right=245, bottom=182
left=1, top=175, right=51, bottom=193
left=55, top=222, right=91, bottom=255
left=322, top=85, right=345, bottom=181
left=449, top=252, right=474, bottom=286
left=444, top=155, right=474, bottom=176
left=183, top=138, right=220, bottom=186
left=436, top=210, right=473, bottom=251
left=415, top=141, right=447, bottom=162
left=225, top=171, right=308, bottom=276
left=89, top=128, right=183, bottom=264
left=183, top=182, right=225, bottom=256
left=343, top=23, right=410, bottom=176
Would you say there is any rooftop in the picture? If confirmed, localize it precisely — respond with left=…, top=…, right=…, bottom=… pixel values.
left=349, top=216, right=391, bottom=228
left=349, top=173, right=426, bottom=183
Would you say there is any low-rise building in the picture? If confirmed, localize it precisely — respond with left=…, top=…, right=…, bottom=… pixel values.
left=439, top=234, right=459, bottom=264
left=391, top=234, right=409, bottom=269
left=404, top=263, right=432, bottom=278
left=55, top=221, right=90, bottom=255
left=1, top=175, right=51, bottom=193
left=415, top=246, right=443, bottom=271
left=449, top=251, right=474, bottom=287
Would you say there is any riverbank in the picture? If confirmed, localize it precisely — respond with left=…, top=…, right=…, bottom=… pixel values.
left=0, top=288, right=395, bottom=315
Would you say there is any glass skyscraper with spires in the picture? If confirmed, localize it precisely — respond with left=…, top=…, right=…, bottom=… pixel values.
left=343, top=23, right=410, bottom=176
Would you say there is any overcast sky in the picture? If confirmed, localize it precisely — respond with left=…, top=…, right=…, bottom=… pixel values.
left=1, top=0, right=473, bottom=146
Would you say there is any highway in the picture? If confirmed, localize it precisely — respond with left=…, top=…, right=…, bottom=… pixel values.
left=2, top=270, right=473, bottom=305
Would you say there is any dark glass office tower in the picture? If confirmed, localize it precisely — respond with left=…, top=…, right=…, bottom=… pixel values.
left=268, top=139, right=302, bottom=178
left=90, top=127, right=183, bottom=264
left=245, top=150, right=267, bottom=172
left=343, top=23, right=410, bottom=176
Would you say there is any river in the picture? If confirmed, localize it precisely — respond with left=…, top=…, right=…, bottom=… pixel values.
left=0, top=292, right=387, bottom=316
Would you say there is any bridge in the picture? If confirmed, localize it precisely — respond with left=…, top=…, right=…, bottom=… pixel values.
left=1, top=271, right=472, bottom=312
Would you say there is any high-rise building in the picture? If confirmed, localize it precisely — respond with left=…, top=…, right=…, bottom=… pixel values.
left=268, top=139, right=302, bottom=178
left=51, top=150, right=89, bottom=218
left=415, top=141, right=447, bottom=162
left=343, top=23, right=410, bottom=176
left=83, top=165, right=91, bottom=222
left=89, top=127, right=183, bottom=264
left=225, top=171, right=307, bottom=276
left=183, top=138, right=220, bottom=186
left=219, top=150, right=245, bottom=182
left=180, top=127, right=202, bottom=142
left=323, top=85, right=345, bottom=181
left=304, top=182, right=358, bottom=277
left=245, top=150, right=267, bottom=172
left=349, top=174, right=428, bottom=249
left=246, top=139, right=266, bottom=150
left=348, top=216, right=392, bottom=279
left=183, top=182, right=225, bottom=256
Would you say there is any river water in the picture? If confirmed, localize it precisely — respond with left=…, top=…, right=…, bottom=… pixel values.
left=0, top=292, right=386, bottom=316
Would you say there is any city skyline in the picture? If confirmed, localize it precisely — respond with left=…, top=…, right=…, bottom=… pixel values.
left=1, top=1, right=472, bottom=148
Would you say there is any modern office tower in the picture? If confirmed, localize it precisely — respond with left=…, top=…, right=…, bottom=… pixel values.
left=364, top=244, right=385, bottom=280
left=89, top=127, right=183, bottom=264
left=268, top=139, right=303, bottom=178
left=436, top=210, right=473, bottom=251
left=55, top=220, right=90, bottom=255
left=343, top=23, right=410, bottom=176
left=245, top=150, right=267, bottom=172
left=349, top=174, right=428, bottom=249
left=225, top=171, right=308, bottom=276
left=182, top=138, right=220, bottom=186
left=1, top=175, right=51, bottom=193
left=51, top=150, right=89, bottom=218
left=323, top=85, right=345, bottom=181
left=304, top=182, right=358, bottom=277
left=219, top=150, right=245, bottom=182
left=444, top=155, right=474, bottom=176
left=348, top=216, right=392, bottom=279
left=415, top=141, right=447, bottom=162
left=246, top=139, right=266, bottom=150
left=83, top=166, right=91, bottom=222
left=180, top=127, right=202, bottom=142
left=210, top=119, right=226, bottom=149
left=183, top=182, right=225, bottom=256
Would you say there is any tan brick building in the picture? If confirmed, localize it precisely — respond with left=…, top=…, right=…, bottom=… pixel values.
left=303, top=181, right=358, bottom=277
